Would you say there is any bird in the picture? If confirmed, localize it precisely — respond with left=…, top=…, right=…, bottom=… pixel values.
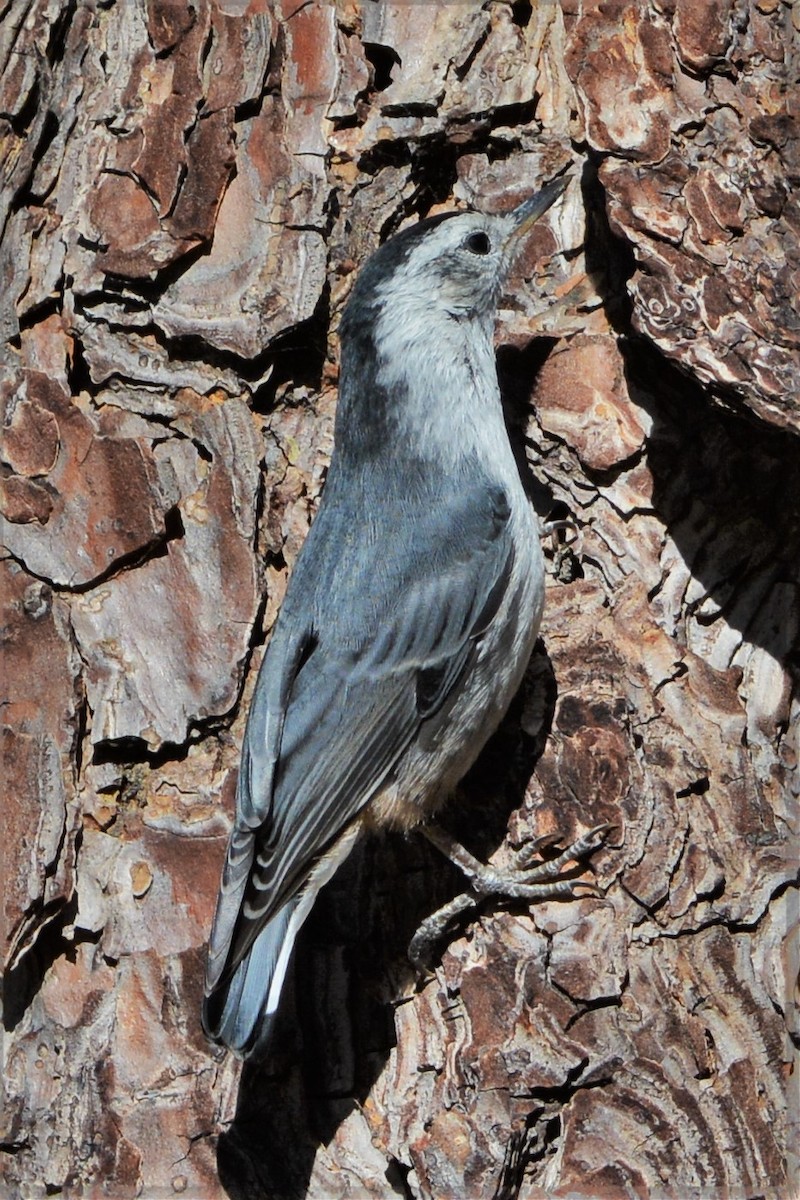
left=202, top=172, right=601, bottom=1058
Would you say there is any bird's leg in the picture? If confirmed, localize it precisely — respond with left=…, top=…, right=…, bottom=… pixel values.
left=409, top=822, right=612, bottom=972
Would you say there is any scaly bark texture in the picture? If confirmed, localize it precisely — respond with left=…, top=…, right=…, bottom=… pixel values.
left=1, top=1, right=798, bottom=1197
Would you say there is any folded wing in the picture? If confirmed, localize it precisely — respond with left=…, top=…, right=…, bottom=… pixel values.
left=203, top=478, right=520, bottom=1054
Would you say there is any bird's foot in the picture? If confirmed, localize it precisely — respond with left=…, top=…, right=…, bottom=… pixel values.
left=491, top=822, right=614, bottom=891
left=409, top=893, right=478, bottom=976
left=409, top=822, right=613, bottom=974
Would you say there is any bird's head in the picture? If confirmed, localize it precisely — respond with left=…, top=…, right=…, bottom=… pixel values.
left=340, top=173, right=571, bottom=335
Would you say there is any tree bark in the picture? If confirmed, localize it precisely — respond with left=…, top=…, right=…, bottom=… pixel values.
left=1, top=1, right=797, bottom=1197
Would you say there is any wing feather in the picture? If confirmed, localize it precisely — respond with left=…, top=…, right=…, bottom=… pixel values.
left=205, top=476, right=521, bottom=1005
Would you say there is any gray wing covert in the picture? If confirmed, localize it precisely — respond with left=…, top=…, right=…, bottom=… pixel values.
left=207, top=479, right=518, bottom=991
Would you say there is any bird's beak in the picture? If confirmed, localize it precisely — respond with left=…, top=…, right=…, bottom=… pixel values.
left=507, top=173, right=572, bottom=244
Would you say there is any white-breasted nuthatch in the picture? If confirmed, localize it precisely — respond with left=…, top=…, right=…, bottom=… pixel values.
left=203, top=173, right=604, bottom=1057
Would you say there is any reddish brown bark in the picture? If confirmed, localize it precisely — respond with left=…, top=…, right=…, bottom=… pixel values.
left=1, top=2, right=797, bottom=1197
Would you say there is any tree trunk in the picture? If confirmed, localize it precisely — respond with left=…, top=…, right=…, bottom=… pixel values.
left=1, top=1, right=797, bottom=1197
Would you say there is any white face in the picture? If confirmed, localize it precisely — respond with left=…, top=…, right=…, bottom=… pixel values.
left=342, top=178, right=568, bottom=342
left=384, top=211, right=516, bottom=321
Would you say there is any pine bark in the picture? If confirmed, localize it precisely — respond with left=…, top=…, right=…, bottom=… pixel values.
left=1, top=1, right=798, bottom=1197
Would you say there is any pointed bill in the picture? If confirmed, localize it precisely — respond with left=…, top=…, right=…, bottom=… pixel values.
left=506, top=173, right=572, bottom=245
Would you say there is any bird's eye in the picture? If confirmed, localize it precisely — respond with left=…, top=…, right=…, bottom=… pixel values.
left=464, top=231, right=491, bottom=255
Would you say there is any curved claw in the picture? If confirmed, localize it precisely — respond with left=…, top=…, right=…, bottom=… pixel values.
left=515, top=821, right=615, bottom=872
left=472, top=874, right=600, bottom=902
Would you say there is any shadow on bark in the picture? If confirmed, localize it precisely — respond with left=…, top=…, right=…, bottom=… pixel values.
left=624, top=339, right=800, bottom=683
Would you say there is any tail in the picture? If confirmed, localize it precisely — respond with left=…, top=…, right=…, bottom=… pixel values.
left=202, top=893, right=314, bottom=1058
left=202, top=821, right=363, bottom=1057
